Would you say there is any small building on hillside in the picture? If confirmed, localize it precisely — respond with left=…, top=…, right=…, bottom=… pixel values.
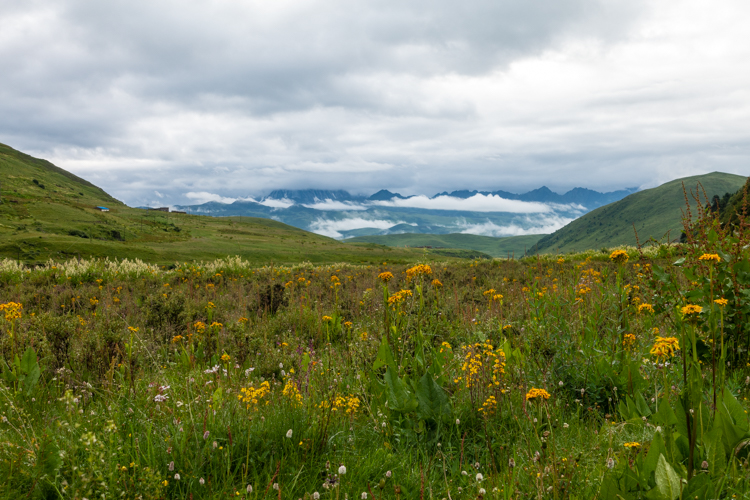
left=95, top=206, right=109, bottom=212
left=149, top=207, right=170, bottom=212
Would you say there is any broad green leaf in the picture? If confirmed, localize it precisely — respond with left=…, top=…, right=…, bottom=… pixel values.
left=20, top=347, right=40, bottom=396
left=212, top=387, right=223, bottom=408
left=415, top=371, right=451, bottom=423
left=721, top=389, right=749, bottom=431
left=642, top=432, right=666, bottom=485
left=703, top=427, right=726, bottom=478
left=373, top=336, right=396, bottom=372
left=635, top=392, right=652, bottom=417
left=301, top=352, right=311, bottom=373
left=654, top=454, right=681, bottom=500
left=384, top=367, right=417, bottom=413
left=682, top=473, right=712, bottom=500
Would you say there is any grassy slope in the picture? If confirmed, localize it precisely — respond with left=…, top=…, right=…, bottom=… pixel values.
left=346, top=232, right=546, bottom=258
left=0, top=143, right=432, bottom=265
left=531, top=172, right=748, bottom=254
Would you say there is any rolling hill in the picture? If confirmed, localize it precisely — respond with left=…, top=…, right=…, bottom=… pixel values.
left=529, top=172, right=748, bottom=255
left=346, top=233, right=546, bottom=258
left=0, top=143, right=435, bottom=265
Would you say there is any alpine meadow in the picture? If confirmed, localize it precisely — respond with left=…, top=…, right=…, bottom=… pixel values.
left=2, top=145, right=750, bottom=498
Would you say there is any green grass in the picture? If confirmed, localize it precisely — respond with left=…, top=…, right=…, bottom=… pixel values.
left=346, top=233, right=546, bottom=258
left=0, top=143, right=448, bottom=265
left=1, top=243, right=750, bottom=498
left=531, top=172, right=747, bottom=254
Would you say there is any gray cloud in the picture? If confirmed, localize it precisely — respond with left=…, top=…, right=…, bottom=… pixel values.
left=1, top=0, right=749, bottom=207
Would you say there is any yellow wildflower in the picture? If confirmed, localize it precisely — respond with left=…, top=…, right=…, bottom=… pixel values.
left=526, top=388, right=551, bottom=401
left=681, top=304, right=702, bottom=317
left=638, top=303, right=654, bottom=314
left=609, top=249, right=629, bottom=264
left=378, top=272, right=394, bottom=283
left=698, top=253, right=720, bottom=263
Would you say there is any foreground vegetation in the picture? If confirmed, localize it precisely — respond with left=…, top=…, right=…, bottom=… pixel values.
left=2, top=203, right=750, bottom=499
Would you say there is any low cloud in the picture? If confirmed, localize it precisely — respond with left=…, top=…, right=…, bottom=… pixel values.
left=373, top=194, right=552, bottom=213
left=308, top=217, right=402, bottom=238
left=458, top=215, right=575, bottom=237
left=259, top=198, right=295, bottom=209
left=302, top=200, right=368, bottom=211
left=184, top=191, right=237, bottom=204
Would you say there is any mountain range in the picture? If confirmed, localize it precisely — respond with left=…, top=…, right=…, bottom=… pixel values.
left=172, top=185, right=638, bottom=239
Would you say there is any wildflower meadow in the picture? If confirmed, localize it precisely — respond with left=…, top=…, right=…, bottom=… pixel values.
left=1, top=208, right=750, bottom=499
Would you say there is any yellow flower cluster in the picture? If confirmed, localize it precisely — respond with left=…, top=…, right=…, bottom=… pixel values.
left=378, top=272, right=394, bottom=283
left=406, top=264, right=432, bottom=280
left=172, top=335, right=183, bottom=343
left=0, top=302, right=22, bottom=321
left=458, top=342, right=506, bottom=389
left=622, top=333, right=636, bottom=349
left=221, top=353, right=231, bottom=363
left=623, top=442, right=640, bottom=448
left=525, top=388, right=551, bottom=401
left=698, top=253, right=721, bottom=263
left=483, top=289, right=496, bottom=296
left=209, top=322, right=223, bottom=329
left=89, top=297, right=99, bottom=306
left=681, top=304, right=702, bottom=317
left=322, top=315, right=333, bottom=322
left=194, top=321, right=206, bottom=334
left=638, top=303, right=654, bottom=314
left=238, top=381, right=271, bottom=409
left=492, top=294, right=503, bottom=302
left=282, top=380, right=303, bottom=407
left=714, top=298, right=728, bottom=307
left=478, top=395, right=497, bottom=415
left=387, top=289, right=413, bottom=306
left=650, top=336, right=680, bottom=361
left=319, top=395, right=360, bottom=415
left=431, top=279, right=443, bottom=288
left=609, top=250, right=629, bottom=264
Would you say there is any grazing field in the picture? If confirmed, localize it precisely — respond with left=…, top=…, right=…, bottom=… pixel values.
left=1, top=214, right=750, bottom=499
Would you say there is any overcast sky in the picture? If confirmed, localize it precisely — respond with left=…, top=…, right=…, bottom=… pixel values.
left=1, top=0, right=749, bottom=207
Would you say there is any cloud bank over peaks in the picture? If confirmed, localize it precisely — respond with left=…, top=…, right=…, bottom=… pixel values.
left=185, top=192, right=239, bottom=204
left=309, top=217, right=406, bottom=239
left=458, top=214, right=577, bottom=237
left=301, top=200, right=369, bottom=211
left=372, top=194, right=552, bottom=213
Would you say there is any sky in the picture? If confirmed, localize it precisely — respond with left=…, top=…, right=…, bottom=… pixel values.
left=1, top=0, right=750, bottom=209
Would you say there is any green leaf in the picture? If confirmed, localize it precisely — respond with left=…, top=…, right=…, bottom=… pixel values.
left=212, top=387, right=223, bottom=408
left=373, top=336, right=396, bottom=373
left=20, top=347, right=40, bottom=396
left=642, top=432, right=666, bottom=485
left=721, top=389, right=749, bottom=431
left=635, top=391, right=652, bottom=417
left=703, top=427, right=726, bottom=478
left=415, top=371, right=451, bottom=423
left=682, top=473, right=712, bottom=500
left=655, top=398, right=679, bottom=427
left=301, top=352, right=311, bottom=373
left=653, top=454, right=681, bottom=500
left=384, top=367, right=417, bottom=413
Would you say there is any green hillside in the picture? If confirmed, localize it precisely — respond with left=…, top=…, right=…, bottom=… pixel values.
left=0, top=143, right=436, bottom=265
left=346, top=233, right=546, bottom=258
left=530, top=172, right=747, bottom=255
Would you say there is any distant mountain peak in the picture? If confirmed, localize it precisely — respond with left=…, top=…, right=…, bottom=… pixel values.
left=368, top=189, right=407, bottom=201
